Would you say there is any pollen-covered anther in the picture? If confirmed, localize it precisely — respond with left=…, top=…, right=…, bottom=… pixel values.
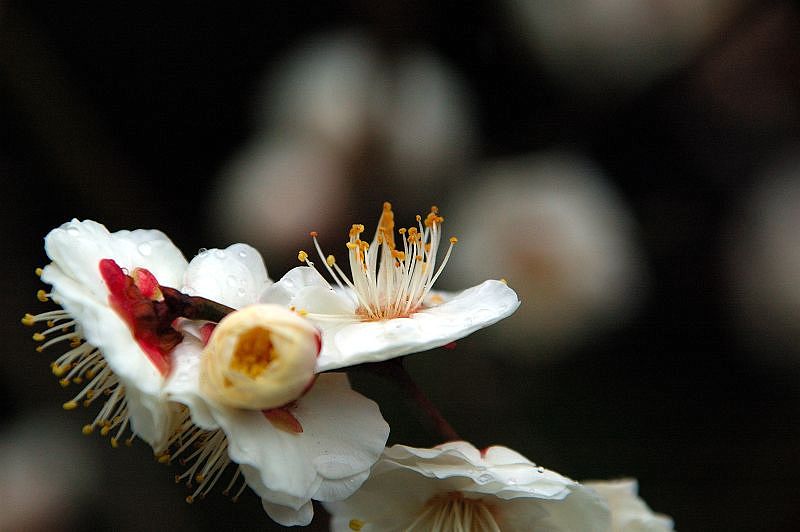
left=200, top=304, right=320, bottom=410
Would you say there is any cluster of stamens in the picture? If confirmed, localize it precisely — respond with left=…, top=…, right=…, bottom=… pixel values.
left=23, top=291, right=134, bottom=447
left=159, top=417, right=247, bottom=504
left=299, top=202, right=457, bottom=321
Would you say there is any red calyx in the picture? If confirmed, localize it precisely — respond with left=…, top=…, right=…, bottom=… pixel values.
left=99, top=259, right=182, bottom=376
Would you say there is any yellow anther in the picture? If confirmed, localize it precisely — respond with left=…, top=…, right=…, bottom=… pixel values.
left=72, top=377, right=83, bottom=384
left=349, top=519, right=365, bottom=531
left=82, top=424, right=94, bottom=435
left=59, top=378, right=70, bottom=388
left=158, top=454, right=171, bottom=464
left=416, top=214, right=422, bottom=222
left=85, top=369, right=97, bottom=379
left=62, top=400, right=79, bottom=410
left=449, top=236, right=458, bottom=244
left=46, top=320, right=55, bottom=327
left=298, top=309, right=308, bottom=317
left=196, top=474, right=206, bottom=483
left=51, top=365, right=65, bottom=377
left=35, top=267, right=43, bottom=276
left=21, top=314, right=36, bottom=326
left=309, top=231, right=319, bottom=238
left=346, top=242, right=357, bottom=250
left=100, top=425, right=111, bottom=436
left=326, top=255, right=336, bottom=266
left=398, top=227, right=406, bottom=234
left=86, top=390, right=95, bottom=400
left=70, top=338, right=81, bottom=348
left=298, top=250, right=309, bottom=262
left=500, top=278, right=508, bottom=285
left=35, top=345, right=44, bottom=353
left=111, top=438, right=119, bottom=448
left=36, top=290, right=49, bottom=302
left=32, top=332, right=46, bottom=341
left=125, top=438, right=134, bottom=447
left=186, top=496, right=195, bottom=504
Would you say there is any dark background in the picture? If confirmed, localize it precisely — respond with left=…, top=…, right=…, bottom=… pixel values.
left=2, top=1, right=799, bottom=530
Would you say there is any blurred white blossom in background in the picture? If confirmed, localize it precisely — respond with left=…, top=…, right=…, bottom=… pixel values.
left=212, top=31, right=475, bottom=256
left=447, top=153, right=646, bottom=358
left=505, top=0, right=742, bottom=96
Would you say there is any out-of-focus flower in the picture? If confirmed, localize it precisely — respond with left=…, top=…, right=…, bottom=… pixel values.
left=325, top=441, right=611, bottom=531
left=506, top=0, right=743, bottom=96
left=213, top=31, right=475, bottom=256
left=261, top=202, right=520, bottom=371
left=585, top=479, right=674, bottom=531
left=23, top=219, right=188, bottom=451
left=164, top=245, right=390, bottom=526
left=447, top=153, right=645, bottom=358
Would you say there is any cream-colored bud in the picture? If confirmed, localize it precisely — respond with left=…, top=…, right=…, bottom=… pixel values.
left=200, top=304, right=320, bottom=410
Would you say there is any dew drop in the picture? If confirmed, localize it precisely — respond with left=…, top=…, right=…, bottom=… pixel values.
left=238, top=250, right=247, bottom=258
left=536, top=466, right=545, bottom=473
left=214, top=249, right=226, bottom=259
left=198, top=247, right=208, bottom=255
left=477, top=473, right=493, bottom=483
left=66, top=226, right=80, bottom=236
left=137, top=243, right=152, bottom=256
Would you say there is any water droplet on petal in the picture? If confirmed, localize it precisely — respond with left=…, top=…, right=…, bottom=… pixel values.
left=536, top=466, right=545, bottom=473
left=214, top=249, right=226, bottom=259
left=137, top=243, right=152, bottom=256
left=477, top=473, right=493, bottom=483
left=238, top=250, right=247, bottom=258
left=66, top=227, right=80, bottom=236
left=198, top=247, right=208, bottom=255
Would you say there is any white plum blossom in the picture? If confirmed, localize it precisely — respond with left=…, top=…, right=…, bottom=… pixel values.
left=584, top=479, right=674, bottom=532
left=163, top=244, right=390, bottom=526
left=325, top=441, right=611, bottom=531
left=24, top=219, right=189, bottom=451
left=261, top=202, right=520, bottom=371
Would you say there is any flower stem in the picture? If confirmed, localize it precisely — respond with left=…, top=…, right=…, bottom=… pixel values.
left=372, top=358, right=461, bottom=443
left=160, top=286, right=236, bottom=323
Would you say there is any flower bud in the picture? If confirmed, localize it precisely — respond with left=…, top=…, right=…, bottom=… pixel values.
left=200, top=304, right=320, bottom=410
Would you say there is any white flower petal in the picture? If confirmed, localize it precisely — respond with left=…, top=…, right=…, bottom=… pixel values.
left=163, top=334, right=218, bottom=430
left=315, top=279, right=520, bottom=370
left=585, top=479, right=674, bottom=532
left=495, top=484, right=610, bottom=532
left=326, top=442, right=610, bottom=532
left=260, top=266, right=355, bottom=314
left=217, top=373, right=387, bottom=500
left=182, top=243, right=271, bottom=309
left=260, top=498, right=314, bottom=527
left=44, top=219, right=187, bottom=299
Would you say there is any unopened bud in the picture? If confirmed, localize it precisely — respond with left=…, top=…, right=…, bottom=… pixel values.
left=200, top=304, right=320, bottom=410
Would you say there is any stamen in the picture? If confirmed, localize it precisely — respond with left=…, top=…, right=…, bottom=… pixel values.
left=165, top=424, right=245, bottom=504
left=306, top=203, right=456, bottom=321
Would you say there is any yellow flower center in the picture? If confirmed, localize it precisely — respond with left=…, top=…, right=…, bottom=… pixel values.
left=229, top=327, right=274, bottom=379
